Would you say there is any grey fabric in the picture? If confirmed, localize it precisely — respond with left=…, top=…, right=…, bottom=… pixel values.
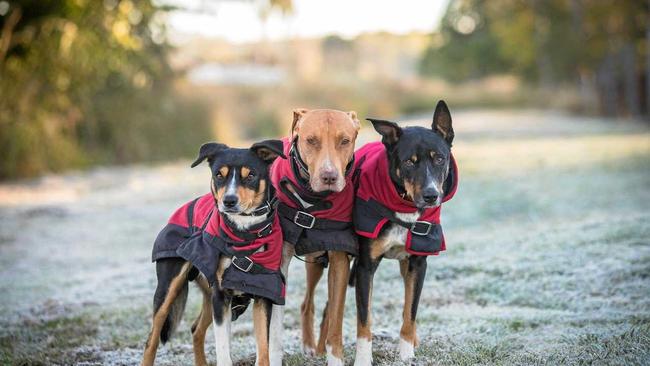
left=279, top=215, right=358, bottom=255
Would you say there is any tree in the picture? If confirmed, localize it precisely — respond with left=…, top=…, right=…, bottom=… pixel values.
left=420, top=0, right=649, bottom=117
left=0, top=0, right=209, bottom=179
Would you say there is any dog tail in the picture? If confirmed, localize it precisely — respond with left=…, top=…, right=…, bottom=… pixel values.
left=348, top=258, right=357, bottom=287
left=153, top=258, right=190, bottom=344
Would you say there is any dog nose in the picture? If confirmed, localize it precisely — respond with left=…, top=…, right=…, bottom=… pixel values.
left=320, top=171, right=338, bottom=185
left=422, top=189, right=439, bottom=204
left=222, top=195, right=238, bottom=208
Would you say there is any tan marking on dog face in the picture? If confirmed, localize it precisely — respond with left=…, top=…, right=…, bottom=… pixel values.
left=294, top=109, right=360, bottom=192
left=237, top=179, right=267, bottom=212
left=396, top=168, right=401, bottom=178
left=411, top=154, right=418, bottom=163
left=403, top=179, right=418, bottom=201
left=241, top=166, right=250, bottom=179
left=430, top=151, right=435, bottom=158
left=212, top=179, right=226, bottom=202
left=218, top=166, right=229, bottom=177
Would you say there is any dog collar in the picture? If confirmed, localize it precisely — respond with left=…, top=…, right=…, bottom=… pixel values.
left=220, top=211, right=276, bottom=243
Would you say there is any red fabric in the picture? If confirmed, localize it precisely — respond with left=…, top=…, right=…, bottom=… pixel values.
left=270, top=137, right=355, bottom=222
left=167, top=193, right=214, bottom=229
left=168, top=193, right=283, bottom=271
left=354, top=141, right=458, bottom=254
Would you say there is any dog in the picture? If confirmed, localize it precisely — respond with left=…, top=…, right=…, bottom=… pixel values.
left=267, top=109, right=360, bottom=366
left=350, top=101, right=458, bottom=365
left=142, top=139, right=285, bottom=366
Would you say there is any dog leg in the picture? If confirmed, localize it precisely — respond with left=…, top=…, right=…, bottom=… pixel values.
left=324, top=251, right=350, bottom=366
left=212, top=288, right=233, bottom=366
left=141, top=261, right=190, bottom=366
left=269, top=242, right=294, bottom=366
left=191, top=275, right=212, bottom=366
left=398, top=256, right=427, bottom=361
left=302, top=253, right=325, bottom=356
left=316, top=299, right=329, bottom=355
left=354, top=243, right=381, bottom=366
left=253, top=297, right=273, bottom=366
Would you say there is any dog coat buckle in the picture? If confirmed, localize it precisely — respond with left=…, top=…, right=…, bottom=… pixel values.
left=252, top=206, right=270, bottom=216
left=232, top=256, right=254, bottom=272
left=257, top=222, right=273, bottom=237
left=410, top=221, right=432, bottom=236
left=294, top=211, right=316, bottom=229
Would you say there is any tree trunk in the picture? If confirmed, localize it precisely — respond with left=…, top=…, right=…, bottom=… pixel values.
left=621, top=43, right=640, bottom=117
left=646, top=0, right=650, bottom=119
left=597, top=53, right=619, bottom=116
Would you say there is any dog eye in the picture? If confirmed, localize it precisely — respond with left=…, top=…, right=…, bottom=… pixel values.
left=244, top=172, right=255, bottom=181
left=404, top=159, right=415, bottom=167
left=340, top=138, right=350, bottom=146
left=215, top=172, right=224, bottom=180
left=434, top=156, right=444, bottom=165
left=306, top=137, right=318, bottom=146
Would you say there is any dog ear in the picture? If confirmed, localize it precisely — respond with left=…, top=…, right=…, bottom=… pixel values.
left=347, top=111, right=360, bottom=130
left=432, top=100, right=454, bottom=146
left=367, top=118, right=402, bottom=145
left=291, top=108, right=309, bottom=138
left=191, top=142, right=228, bottom=168
left=250, top=139, right=286, bottom=164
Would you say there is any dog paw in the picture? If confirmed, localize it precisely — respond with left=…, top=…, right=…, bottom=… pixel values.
left=216, top=358, right=233, bottom=366
left=302, top=344, right=316, bottom=356
left=269, top=351, right=283, bottom=366
left=326, top=345, right=345, bottom=366
left=354, top=338, right=373, bottom=366
left=398, top=338, right=415, bottom=361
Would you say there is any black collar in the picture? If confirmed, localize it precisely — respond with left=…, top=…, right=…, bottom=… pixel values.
left=239, top=196, right=278, bottom=217
left=220, top=211, right=275, bottom=243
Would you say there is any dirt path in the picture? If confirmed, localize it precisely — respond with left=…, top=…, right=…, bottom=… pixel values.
left=1, top=110, right=649, bottom=365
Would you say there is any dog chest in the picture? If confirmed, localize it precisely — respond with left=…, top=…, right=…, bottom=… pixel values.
left=377, top=211, right=419, bottom=260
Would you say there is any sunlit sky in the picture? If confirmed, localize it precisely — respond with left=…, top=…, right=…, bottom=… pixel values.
left=165, top=0, right=450, bottom=43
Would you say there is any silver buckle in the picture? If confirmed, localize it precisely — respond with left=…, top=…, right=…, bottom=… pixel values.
left=410, top=221, right=432, bottom=236
left=232, top=256, right=254, bottom=272
left=294, top=211, right=315, bottom=229
left=257, top=222, right=273, bottom=237
left=252, top=204, right=270, bottom=216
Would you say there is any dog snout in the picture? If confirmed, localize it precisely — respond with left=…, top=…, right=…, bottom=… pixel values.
left=222, top=194, right=239, bottom=208
left=422, top=188, right=439, bottom=204
left=319, top=170, right=339, bottom=185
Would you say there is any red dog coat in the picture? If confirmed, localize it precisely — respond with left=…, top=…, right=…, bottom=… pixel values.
left=152, top=193, right=285, bottom=304
left=269, top=138, right=357, bottom=255
left=353, top=142, right=458, bottom=256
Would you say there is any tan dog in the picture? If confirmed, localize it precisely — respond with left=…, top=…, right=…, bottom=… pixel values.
left=268, top=109, right=360, bottom=366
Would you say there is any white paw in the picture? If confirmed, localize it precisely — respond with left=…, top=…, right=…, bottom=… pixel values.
left=398, top=337, right=415, bottom=361
left=217, top=357, right=233, bottom=366
left=301, top=344, right=316, bottom=356
left=326, top=345, right=344, bottom=366
left=354, top=338, right=372, bottom=366
left=269, top=351, right=283, bottom=366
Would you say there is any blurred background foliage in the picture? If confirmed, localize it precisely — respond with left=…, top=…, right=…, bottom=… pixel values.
left=0, top=0, right=213, bottom=179
left=0, top=0, right=648, bottom=180
left=420, top=0, right=648, bottom=116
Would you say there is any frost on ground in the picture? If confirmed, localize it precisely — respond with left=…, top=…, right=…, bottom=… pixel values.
left=1, top=110, right=649, bottom=365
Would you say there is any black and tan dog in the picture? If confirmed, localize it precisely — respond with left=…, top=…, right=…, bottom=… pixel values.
left=350, top=101, right=458, bottom=365
left=142, top=140, right=285, bottom=366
